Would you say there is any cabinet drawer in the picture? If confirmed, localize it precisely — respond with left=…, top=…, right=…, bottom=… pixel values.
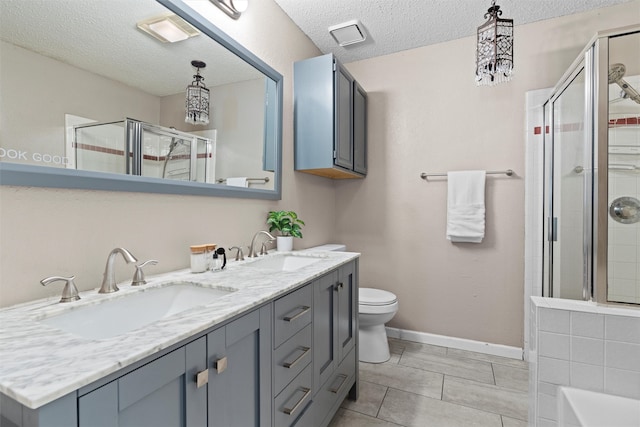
left=291, top=397, right=314, bottom=427
left=274, top=364, right=313, bottom=427
left=273, top=323, right=312, bottom=395
left=313, top=348, right=356, bottom=427
left=274, top=284, right=312, bottom=348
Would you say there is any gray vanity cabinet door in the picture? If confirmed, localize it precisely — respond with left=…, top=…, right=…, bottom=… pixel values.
left=207, top=306, right=272, bottom=427
left=337, top=261, right=357, bottom=363
left=313, top=270, right=339, bottom=390
left=353, top=83, right=367, bottom=175
left=78, top=337, right=207, bottom=427
left=334, top=63, right=354, bottom=171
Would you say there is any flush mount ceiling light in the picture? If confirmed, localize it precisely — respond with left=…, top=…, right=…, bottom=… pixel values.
left=329, top=20, right=367, bottom=47
left=475, top=0, right=514, bottom=86
left=185, top=61, right=210, bottom=126
left=137, top=14, right=199, bottom=43
left=209, top=0, right=249, bottom=20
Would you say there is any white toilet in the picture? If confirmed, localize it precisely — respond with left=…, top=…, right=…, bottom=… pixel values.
left=305, top=244, right=399, bottom=364
left=358, top=287, right=398, bottom=363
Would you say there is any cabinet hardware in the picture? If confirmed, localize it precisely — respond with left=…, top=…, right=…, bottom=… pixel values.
left=195, top=369, right=209, bottom=388
left=334, top=282, right=344, bottom=291
left=283, top=387, right=311, bottom=415
left=282, top=346, right=310, bottom=369
left=329, top=373, right=348, bottom=394
left=214, top=356, right=227, bottom=374
left=548, top=217, right=558, bottom=241
left=283, top=306, right=310, bottom=322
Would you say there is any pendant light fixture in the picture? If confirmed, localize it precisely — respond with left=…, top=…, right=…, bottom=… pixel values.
left=475, top=0, right=513, bottom=86
left=185, top=60, right=210, bottom=126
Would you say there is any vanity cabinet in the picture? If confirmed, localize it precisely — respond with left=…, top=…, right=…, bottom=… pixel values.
left=0, top=260, right=358, bottom=427
left=272, top=283, right=313, bottom=427
left=75, top=307, right=271, bottom=427
left=207, top=307, right=272, bottom=427
left=78, top=337, right=207, bottom=427
left=313, top=262, right=358, bottom=427
left=294, top=54, right=367, bottom=179
left=271, top=261, right=358, bottom=427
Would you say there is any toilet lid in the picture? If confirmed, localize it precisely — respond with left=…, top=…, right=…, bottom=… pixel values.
left=359, top=288, right=397, bottom=306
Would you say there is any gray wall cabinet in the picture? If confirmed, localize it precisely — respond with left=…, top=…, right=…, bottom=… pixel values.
left=0, top=261, right=358, bottom=427
left=294, top=54, right=367, bottom=179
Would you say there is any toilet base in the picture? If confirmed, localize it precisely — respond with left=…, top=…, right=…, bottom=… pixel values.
left=359, top=324, right=390, bottom=363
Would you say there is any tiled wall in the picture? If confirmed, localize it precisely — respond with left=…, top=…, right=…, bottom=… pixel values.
left=529, top=296, right=640, bottom=426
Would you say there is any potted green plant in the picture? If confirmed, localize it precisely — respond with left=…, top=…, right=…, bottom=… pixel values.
left=267, top=210, right=305, bottom=251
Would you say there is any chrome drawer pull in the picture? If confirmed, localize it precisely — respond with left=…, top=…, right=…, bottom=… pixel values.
left=195, top=369, right=209, bottom=388
left=334, top=282, right=344, bottom=292
left=214, top=356, right=227, bottom=374
left=283, top=306, right=310, bottom=322
left=329, top=374, right=348, bottom=394
left=283, top=346, right=310, bottom=369
left=283, top=387, right=311, bottom=416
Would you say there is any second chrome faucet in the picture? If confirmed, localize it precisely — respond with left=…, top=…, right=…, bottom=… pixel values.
left=99, top=247, right=138, bottom=293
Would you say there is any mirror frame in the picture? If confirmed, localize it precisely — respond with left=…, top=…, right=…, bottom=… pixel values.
left=0, top=0, right=283, bottom=200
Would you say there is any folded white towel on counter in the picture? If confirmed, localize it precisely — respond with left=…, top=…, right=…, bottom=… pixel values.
left=446, top=170, right=486, bottom=243
left=226, top=177, right=248, bottom=188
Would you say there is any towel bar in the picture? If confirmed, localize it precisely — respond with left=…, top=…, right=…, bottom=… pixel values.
left=420, top=169, right=514, bottom=179
left=216, top=177, right=270, bottom=183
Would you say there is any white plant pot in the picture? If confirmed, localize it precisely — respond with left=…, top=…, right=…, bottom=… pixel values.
left=276, top=236, right=293, bottom=252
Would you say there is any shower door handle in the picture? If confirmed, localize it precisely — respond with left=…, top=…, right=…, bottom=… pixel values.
left=548, top=217, right=558, bottom=242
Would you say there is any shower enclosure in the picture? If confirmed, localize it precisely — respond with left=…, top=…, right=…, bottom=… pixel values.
left=542, top=25, right=640, bottom=305
left=73, top=119, right=215, bottom=183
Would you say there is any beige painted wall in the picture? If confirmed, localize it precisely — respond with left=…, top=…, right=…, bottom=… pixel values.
left=0, top=41, right=161, bottom=163
left=1, top=0, right=639, bottom=350
left=0, top=0, right=330, bottom=307
left=337, top=1, right=640, bottom=348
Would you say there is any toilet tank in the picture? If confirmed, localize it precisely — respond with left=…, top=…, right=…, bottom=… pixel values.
left=305, top=244, right=346, bottom=252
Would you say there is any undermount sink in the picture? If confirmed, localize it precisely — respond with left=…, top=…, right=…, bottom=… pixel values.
left=41, top=283, right=236, bottom=340
left=243, top=254, right=323, bottom=272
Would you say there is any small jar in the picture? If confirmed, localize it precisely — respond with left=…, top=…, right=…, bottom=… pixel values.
left=190, top=245, right=208, bottom=273
left=205, top=244, right=217, bottom=270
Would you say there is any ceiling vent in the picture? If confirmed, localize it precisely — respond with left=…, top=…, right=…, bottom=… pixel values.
left=137, top=14, right=200, bottom=43
left=328, top=20, right=367, bottom=47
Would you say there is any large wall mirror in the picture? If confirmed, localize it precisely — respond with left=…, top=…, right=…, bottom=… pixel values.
left=0, top=0, right=282, bottom=199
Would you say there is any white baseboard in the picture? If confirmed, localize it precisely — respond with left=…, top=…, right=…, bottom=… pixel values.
left=386, top=327, right=524, bottom=360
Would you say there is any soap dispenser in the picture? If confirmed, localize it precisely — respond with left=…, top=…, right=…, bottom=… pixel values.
left=212, top=248, right=226, bottom=271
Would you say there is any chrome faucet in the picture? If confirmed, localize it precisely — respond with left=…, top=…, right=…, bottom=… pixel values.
left=229, top=246, right=245, bottom=261
left=248, top=231, right=276, bottom=258
left=99, top=247, right=138, bottom=293
left=41, top=276, right=81, bottom=303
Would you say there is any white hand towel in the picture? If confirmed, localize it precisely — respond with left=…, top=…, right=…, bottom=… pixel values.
left=446, top=170, right=486, bottom=243
left=226, top=177, right=248, bottom=188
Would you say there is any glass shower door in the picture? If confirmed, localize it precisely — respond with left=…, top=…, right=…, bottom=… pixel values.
left=606, top=32, right=640, bottom=304
left=546, top=66, right=590, bottom=299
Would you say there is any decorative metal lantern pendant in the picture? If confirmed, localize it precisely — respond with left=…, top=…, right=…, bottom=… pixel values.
left=185, top=60, right=210, bottom=125
left=476, top=0, right=513, bottom=86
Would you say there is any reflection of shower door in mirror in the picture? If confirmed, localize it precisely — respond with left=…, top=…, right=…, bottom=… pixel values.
left=545, top=67, right=590, bottom=300
left=73, top=119, right=214, bottom=183
left=74, top=121, right=127, bottom=175
left=142, top=134, right=193, bottom=181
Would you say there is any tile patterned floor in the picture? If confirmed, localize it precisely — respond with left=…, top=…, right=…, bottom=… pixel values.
left=329, top=338, right=529, bottom=427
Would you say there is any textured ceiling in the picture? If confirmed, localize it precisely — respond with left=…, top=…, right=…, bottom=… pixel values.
left=273, top=0, right=637, bottom=63
left=0, top=0, right=263, bottom=97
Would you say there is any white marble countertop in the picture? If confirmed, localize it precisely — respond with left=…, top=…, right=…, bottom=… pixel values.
left=0, top=250, right=359, bottom=409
